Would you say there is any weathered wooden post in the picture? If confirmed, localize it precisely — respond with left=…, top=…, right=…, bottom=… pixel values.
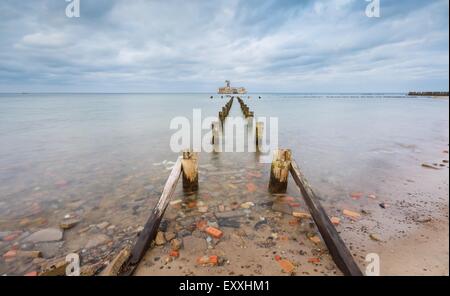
left=255, top=122, right=263, bottom=149
left=211, top=121, right=220, bottom=144
left=268, top=149, right=291, bottom=193
left=289, top=159, right=363, bottom=276
left=181, top=150, right=198, bottom=192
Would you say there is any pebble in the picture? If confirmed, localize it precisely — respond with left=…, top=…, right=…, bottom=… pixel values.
left=60, top=218, right=81, bottom=230
left=164, top=232, right=176, bottom=241
left=25, top=228, right=63, bottom=243
left=96, top=222, right=110, bottom=230
left=85, top=234, right=110, bottom=249
left=155, top=231, right=166, bottom=246
left=240, top=202, right=255, bottom=209
left=369, top=234, right=383, bottom=242
left=170, top=238, right=182, bottom=251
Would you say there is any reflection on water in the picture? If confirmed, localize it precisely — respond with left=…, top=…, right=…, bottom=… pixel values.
left=0, top=93, right=448, bottom=275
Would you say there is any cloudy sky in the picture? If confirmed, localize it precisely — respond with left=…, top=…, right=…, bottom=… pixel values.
left=0, top=0, right=448, bottom=92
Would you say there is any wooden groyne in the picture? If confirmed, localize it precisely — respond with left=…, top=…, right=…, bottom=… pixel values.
left=113, top=98, right=362, bottom=276
left=408, top=91, right=449, bottom=97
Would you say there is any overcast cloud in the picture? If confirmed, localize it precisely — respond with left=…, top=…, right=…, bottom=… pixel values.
left=0, top=0, right=448, bottom=92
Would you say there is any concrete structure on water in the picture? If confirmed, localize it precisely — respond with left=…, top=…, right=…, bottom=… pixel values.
left=218, top=80, right=247, bottom=94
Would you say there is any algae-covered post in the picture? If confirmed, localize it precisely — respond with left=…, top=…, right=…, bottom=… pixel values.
left=268, top=149, right=291, bottom=193
left=182, top=150, right=199, bottom=192
left=289, top=158, right=363, bottom=276
left=121, top=156, right=183, bottom=275
left=256, top=122, right=264, bottom=149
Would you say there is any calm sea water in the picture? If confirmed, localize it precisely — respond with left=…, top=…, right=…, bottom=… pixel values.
left=0, top=93, right=448, bottom=220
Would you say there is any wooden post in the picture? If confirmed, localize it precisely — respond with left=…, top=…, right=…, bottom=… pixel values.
left=211, top=121, right=220, bottom=144
left=181, top=150, right=198, bottom=192
left=120, top=157, right=182, bottom=275
left=268, top=149, right=291, bottom=193
left=290, top=159, right=363, bottom=276
left=255, top=122, right=263, bottom=149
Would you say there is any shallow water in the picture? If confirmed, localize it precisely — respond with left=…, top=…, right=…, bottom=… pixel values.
left=0, top=93, right=448, bottom=274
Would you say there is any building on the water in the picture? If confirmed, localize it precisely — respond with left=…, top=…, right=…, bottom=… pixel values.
left=218, top=80, right=247, bottom=94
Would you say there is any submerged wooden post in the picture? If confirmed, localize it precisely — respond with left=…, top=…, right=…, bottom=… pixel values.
left=211, top=121, right=220, bottom=144
left=290, top=159, right=363, bottom=276
left=268, top=149, right=291, bottom=193
left=120, top=156, right=182, bottom=275
left=181, top=150, right=198, bottom=192
left=255, top=122, right=263, bottom=148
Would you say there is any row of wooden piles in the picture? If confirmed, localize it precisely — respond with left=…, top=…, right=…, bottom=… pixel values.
left=110, top=98, right=363, bottom=277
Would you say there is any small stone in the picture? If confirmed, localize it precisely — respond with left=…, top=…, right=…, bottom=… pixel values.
left=240, top=202, right=255, bottom=209
left=85, top=234, right=110, bottom=249
left=26, top=228, right=63, bottom=243
left=218, top=218, right=240, bottom=228
left=379, top=203, right=389, bottom=209
left=215, top=210, right=246, bottom=219
left=343, top=209, right=361, bottom=219
left=60, top=218, right=81, bottom=230
left=330, top=217, right=340, bottom=225
left=292, top=212, right=312, bottom=219
left=178, top=229, right=191, bottom=237
left=369, top=234, right=383, bottom=242
left=155, top=231, right=166, bottom=246
left=96, top=222, right=110, bottom=230
left=170, top=238, right=182, bottom=251
left=309, top=236, right=321, bottom=244
left=164, top=232, right=176, bottom=241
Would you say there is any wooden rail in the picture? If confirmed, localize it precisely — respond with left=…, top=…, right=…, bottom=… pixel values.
left=118, top=156, right=184, bottom=276
left=289, top=156, right=363, bottom=276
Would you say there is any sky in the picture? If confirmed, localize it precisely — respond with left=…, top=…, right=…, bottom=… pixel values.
left=0, top=0, right=448, bottom=93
